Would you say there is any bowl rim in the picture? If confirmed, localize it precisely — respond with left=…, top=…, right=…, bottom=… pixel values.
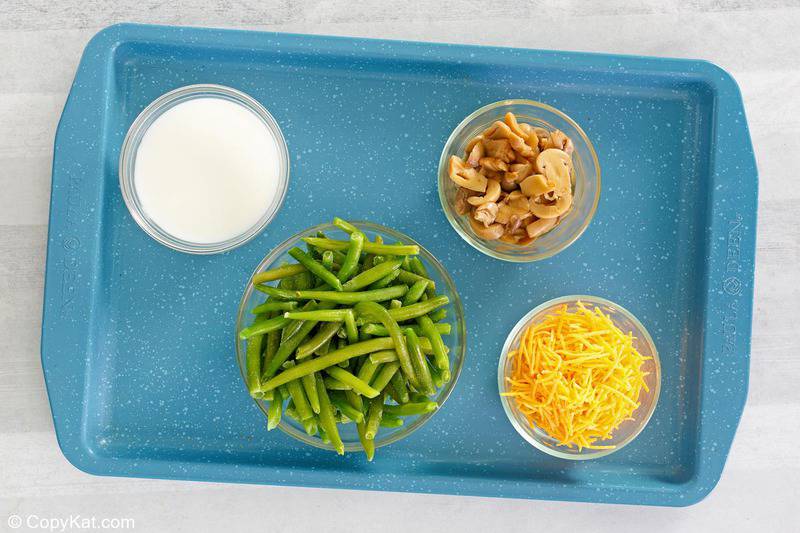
left=497, top=294, right=661, bottom=460
left=235, top=220, right=467, bottom=452
left=437, top=99, right=601, bottom=263
left=119, top=83, right=290, bottom=255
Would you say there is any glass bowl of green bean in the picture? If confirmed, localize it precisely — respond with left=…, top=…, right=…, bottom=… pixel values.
left=235, top=218, right=466, bottom=459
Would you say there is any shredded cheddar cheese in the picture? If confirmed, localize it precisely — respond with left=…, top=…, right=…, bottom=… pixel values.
left=502, top=302, right=650, bottom=450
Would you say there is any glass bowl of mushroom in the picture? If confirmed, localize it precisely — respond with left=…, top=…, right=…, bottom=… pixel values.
left=437, top=100, right=601, bottom=262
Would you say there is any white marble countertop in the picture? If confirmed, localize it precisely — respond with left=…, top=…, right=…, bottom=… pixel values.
left=1, top=2, right=797, bottom=531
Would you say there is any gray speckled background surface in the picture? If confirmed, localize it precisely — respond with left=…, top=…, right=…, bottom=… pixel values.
left=2, top=1, right=797, bottom=531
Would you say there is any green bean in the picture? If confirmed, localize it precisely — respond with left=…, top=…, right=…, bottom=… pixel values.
left=418, top=315, right=451, bottom=382
left=341, top=259, right=403, bottom=291
left=296, top=321, right=342, bottom=359
left=258, top=284, right=408, bottom=304
left=239, top=315, right=292, bottom=340
left=354, top=301, right=418, bottom=388
left=326, top=367, right=380, bottom=398
left=409, top=392, right=430, bottom=403
left=380, top=416, right=404, bottom=428
left=385, top=296, right=449, bottom=323
left=383, top=401, right=438, bottom=417
left=346, top=390, right=375, bottom=461
left=321, top=250, right=334, bottom=270
left=356, top=358, right=381, bottom=385
left=246, top=333, right=264, bottom=398
left=284, top=364, right=314, bottom=421
left=262, top=302, right=335, bottom=379
left=281, top=299, right=317, bottom=341
left=428, top=308, right=447, bottom=322
left=302, top=237, right=419, bottom=256
left=366, top=338, right=437, bottom=364
left=406, top=328, right=435, bottom=395
left=316, top=336, right=332, bottom=355
left=332, top=217, right=360, bottom=234
left=291, top=270, right=314, bottom=290
left=263, top=326, right=281, bottom=379
left=368, top=350, right=397, bottom=364
left=408, top=257, right=435, bottom=297
left=343, top=310, right=359, bottom=344
left=266, top=388, right=283, bottom=430
left=250, top=301, right=298, bottom=314
left=330, top=392, right=365, bottom=423
left=319, top=427, right=330, bottom=444
left=278, top=276, right=295, bottom=290
left=365, top=394, right=385, bottom=440
left=370, top=361, right=400, bottom=392
left=302, top=417, right=318, bottom=436
left=368, top=268, right=401, bottom=289
left=361, top=322, right=451, bottom=337
left=324, top=377, right=352, bottom=390
left=315, top=375, right=344, bottom=455
left=389, top=370, right=410, bottom=403
left=389, top=299, right=402, bottom=309
left=288, top=247, right=343, bottom=291
left=396, top=269, right=435, bottom=291
left=301, top=372, right=321, bottom=414
left=402, top=280, right=428, bottom=306
left=284, top=309, right=353, bottom=322
left=428, top=359, right=444, bottom=389
left=337, top=231, right=365, bottom=282
left=252, top=264, right=306, bottom=284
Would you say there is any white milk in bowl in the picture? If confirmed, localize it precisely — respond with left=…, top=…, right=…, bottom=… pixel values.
left=120, top=85, right=289, bottom=253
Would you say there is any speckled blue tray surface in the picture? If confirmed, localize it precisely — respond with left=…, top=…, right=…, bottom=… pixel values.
left=42, top=23, right=757, bottom=506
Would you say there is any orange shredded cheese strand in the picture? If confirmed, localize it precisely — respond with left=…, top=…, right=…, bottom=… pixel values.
left=503, top=302, right=650, bottom=450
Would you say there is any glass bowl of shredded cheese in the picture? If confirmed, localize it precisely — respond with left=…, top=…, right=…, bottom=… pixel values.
left=498, top=295, right=660, bottom=460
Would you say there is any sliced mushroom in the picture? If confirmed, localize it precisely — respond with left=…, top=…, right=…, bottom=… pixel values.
left=500, top=174, right=520, bottom=192
left=499, top=234, right=520, bottom=244
left=466, top=140, right=484, bottom=167
left=488, top=121, right=535, bottom=158
left=483, top=139, right=515, bottom=162
left=468, top=215, right=505, bottom=240
left=473, top=202, right=499, bottom=226
left=526, top=217, right=559, bottom=239
left=519, top=123, right=540, bottom=153
left=478, top=157, right=509, bottom=172
left=534, top=127, right=551, bottom=150
left=529, top=190, right=572, bottom=219
left=513, top=151, right=532, bottom=164
left=506, top=190, right=531, bottom=213
left=504, top=112, right=527, bottom=138
left=455, top=187, right=478, bottom=215
left=550, top=130, right=574, bottom=155
left=506, top=213, right=529, bottom=235
left=482, top=167, right=504, bottom=181
left=467, top=179, right=501, bottom=206
left=510, top=162, right=534, bottom=181
left=448, top=155, right=488, bottom=192
left=535, top=149, right=572, bottom=190
left=495, top=203, right=513, bottom=225
left=520, top=173, right=553, bottom=197
left=466, top=135, right=483, bottom=153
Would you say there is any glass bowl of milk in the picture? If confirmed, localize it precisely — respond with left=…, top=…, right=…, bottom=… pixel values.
left=119, top=84, right=290, bottom=254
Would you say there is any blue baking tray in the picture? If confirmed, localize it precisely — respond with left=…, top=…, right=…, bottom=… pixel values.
left=42, top=23, right=757, bottom=506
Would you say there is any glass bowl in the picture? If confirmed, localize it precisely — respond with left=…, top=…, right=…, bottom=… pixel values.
left=438, top=100, right=600, bottom=262
left=119, top=84, right=290, bottom=254
left=498, top=295, right=660, bottom=460
left=235, top=221, right=466, bottom=453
